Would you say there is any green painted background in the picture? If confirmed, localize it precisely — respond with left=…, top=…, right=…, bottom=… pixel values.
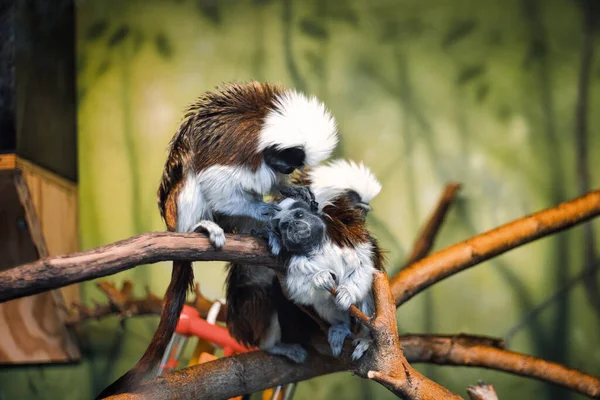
left=1, top=0, right=600, bottom=398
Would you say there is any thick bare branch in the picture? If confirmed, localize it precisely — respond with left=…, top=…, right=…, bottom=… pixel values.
left=391, top=189, right=600, bottom=306
left=403, top=183, right=462, bottom=267
left=105, top=349, right=346, bottom=400
left=403, top=334, right=600, bottom=398
left=353, top=271, right=461, bottom=399
left=0, top=233, right=276, bottom=303
left=104, top=331, right=600, bottom=399
left=5, top=190, right=599, bottom=311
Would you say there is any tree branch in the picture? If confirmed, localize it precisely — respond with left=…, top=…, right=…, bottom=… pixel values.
left=402, top=334, right=600, bottom=398
left=352, top=271, right=462, bottom=399
left=0, top=233, right=276, bottom=303
left=403, top=183, right=462, bottom=267
left=329, top=286, right=373, bottom=327
left=391, top=189, right=600, bottom=306
left=67, top=281, right=226, bottom=324
left=104, top=332, right=599, bottom=399
left=5, top=190, right=599, bottom=310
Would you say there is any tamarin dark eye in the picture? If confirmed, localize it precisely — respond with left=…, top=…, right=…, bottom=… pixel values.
left=294, top=211, right=304, bottom=219
left=341, top=217, right=352, bottom=225
left=281, top=222, right=289, bottom=230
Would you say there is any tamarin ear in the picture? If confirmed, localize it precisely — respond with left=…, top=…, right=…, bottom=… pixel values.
left=263, top=146, right=306, bottom=174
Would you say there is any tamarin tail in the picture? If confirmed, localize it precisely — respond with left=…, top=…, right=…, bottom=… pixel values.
left=95, top=261, right=194, bottom=398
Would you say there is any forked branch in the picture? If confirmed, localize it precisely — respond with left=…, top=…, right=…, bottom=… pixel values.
left=391, top=189, right=600, bottom=306
left=104, top=331, right=600, bottom=399
left=403, top=182, right=462, bottom=267
left=353, top=271, right=461, bottom=399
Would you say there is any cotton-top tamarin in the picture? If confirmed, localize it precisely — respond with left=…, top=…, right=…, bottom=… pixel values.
left=97, top=82, right=338, bottom=398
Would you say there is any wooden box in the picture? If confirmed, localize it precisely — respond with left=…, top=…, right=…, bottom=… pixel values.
left=0, top=154, right=80, bottom=363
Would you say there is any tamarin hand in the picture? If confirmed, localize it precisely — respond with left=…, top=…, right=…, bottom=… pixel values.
left=280, top=186, right=319, bottom=212
left=256, top=202, right=282, bottom=221
left=250, top=228, right=283, bottom=256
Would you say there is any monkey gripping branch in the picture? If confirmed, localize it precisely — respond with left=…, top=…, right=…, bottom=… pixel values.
left=1, top=187, right=600, bottom=399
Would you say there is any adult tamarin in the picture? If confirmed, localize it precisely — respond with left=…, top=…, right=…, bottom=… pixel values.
left=97, top=82, right=338, bottom=398
left=285, top=160, right=384, bottom=360
left=226, top=160, right=383, bottom=362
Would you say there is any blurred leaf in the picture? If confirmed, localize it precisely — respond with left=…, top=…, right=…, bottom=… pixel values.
left=380, top=21, right=399, bottom=42
left=488, top=30, right=503, bottom=46
left=252, top=0, right=273, bottom=4
left=497, top=105, right=512, bottom=123
left=367, top=214, right=404, bottom=256
left=380, top=18, right=424, bottom=42
left=96, top=58, right=111, bottom=78
left=403, top=18, right=425, bottom=37
left=108, top=26, right=130, bottom=47
left=304, top=50, right=324, bottom=79
left=523, top=39, right=547, bottom=69
left=196, top=0, right=221, bottom=24
left=442, top=19, right=477, bottom=49
left=86, top=21, right=109, bottom=42
left=456, top=65, right=485, bottom=85
left=476, top=83, right=490, bottom=103
left=132, top=32, right=145, bottom=55
left=154, top=32, right=173, bottom=59
left=327, top=3, right=359, bottom=26
left=300, top=18, right=329, bottom=40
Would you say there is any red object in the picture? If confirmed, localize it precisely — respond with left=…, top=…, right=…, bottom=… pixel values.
left=175, top=305, right=256, bottom=356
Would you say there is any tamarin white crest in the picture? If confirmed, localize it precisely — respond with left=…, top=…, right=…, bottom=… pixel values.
left=226, top=160, right=384, bottom=363
left=97, top=81, right=338, bottom=398
left=308, top=159, right=382, bottom=211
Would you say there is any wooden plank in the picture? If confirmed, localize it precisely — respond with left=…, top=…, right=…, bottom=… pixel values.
left=19, top=162, right=80, bottom=306
left=0, top=154, right=17, bottom=170
left=0, top=171, right=39, bottom=272
left=0, top=171, right=80, bottom=363
left=14, top=173, right=49, bottom=258
left=17, top=157, right=76, bottom=192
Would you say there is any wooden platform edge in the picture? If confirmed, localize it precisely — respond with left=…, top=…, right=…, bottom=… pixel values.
left=0, top=153, right=76, bottom=193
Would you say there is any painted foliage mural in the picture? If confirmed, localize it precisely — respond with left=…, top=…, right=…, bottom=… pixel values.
left=0, top=0, right=599, bottom=399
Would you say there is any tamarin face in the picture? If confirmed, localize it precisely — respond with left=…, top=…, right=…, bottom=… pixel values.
left=263, top=146, right=306, bottom=174
left=272, top=199, right=325, bottom=254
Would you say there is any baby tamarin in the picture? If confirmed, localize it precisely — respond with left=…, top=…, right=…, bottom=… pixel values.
left=97, top=82, right=338, bottom=398
left=226, top=160, right=383, bottom=362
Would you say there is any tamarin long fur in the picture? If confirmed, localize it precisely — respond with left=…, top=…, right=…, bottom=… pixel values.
left=96, top=82, right=338, bottom=398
